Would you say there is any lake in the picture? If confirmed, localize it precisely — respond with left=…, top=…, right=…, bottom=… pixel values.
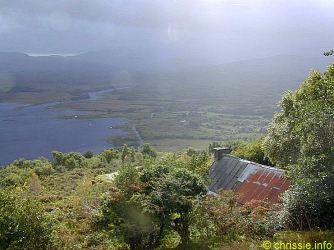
left=0, top=88, right=128, bottom=166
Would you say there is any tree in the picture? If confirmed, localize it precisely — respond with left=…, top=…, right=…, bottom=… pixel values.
left=138, top=165, right=207, bottom=246
left=52, top=151, right=87, bottom=169
left=113, top=164, right=140, bottom=195
left=188, top=151, right=211, bottom=176
left=83, top=151, right=94, bottom=159
left=264, top=65, right=334, bottom=167
left=263, top=63, right=334, bottom=229
left=96, top=165, right=162, bottom=249
left=101, top=149, right=118, bottom=163
left=232, top=137, right=271, bottom=165
left=96, top=164, right=207, bottom=249
left=134, top=152, right=144, bottom=164
left=121, top=144, right=130, bottom=163
left=141, top=143, right=157, bottom=158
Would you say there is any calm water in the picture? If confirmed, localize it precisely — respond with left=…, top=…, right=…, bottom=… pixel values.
left=0, top=88, right=127, bottom=166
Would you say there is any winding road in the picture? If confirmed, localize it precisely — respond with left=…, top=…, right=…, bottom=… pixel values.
left=132, top=124, right=144, bottom=148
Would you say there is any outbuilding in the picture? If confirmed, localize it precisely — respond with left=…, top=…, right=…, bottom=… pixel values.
left=208, top=147, right=290, bottom=204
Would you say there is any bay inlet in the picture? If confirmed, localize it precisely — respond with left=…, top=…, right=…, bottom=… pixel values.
left=0, top=87, right=127, bottom=166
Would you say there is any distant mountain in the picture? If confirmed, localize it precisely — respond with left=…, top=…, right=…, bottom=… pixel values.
left=216, top=55, right=333, bottom=90
left=0, top=49, right=181, bottom=93
left=0, top=51, right=332, bottom=97
left=138, top=55, right=334, bottom=98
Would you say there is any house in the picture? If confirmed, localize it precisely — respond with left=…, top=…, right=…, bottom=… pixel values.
left=208, top=147, right=290, bottom=204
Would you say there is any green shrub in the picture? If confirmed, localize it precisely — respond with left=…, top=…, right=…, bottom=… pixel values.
left=0, top=158, right=54, bottom=188
left=0, top=189, right=53, bottom=249
left=83, top=151, right=94, bottom=159
left=202, top=191, right=275, bottom=242
left=100, top=149, right=119, bottom=163
left=141, top=143, right=157, bottom=158
left=52, top=151, right=87, bottom=169
left=95, top=164, right=207, bottom=249
left=232, top=137, right=271, bottom=165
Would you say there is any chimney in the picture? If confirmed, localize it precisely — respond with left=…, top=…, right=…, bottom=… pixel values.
left=213, top=147, right=231, bottom=162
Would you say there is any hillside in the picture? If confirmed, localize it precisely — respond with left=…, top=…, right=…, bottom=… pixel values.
left=1, top=62, right=334, bottom=249
left=0, top=145, right=333, bottom=249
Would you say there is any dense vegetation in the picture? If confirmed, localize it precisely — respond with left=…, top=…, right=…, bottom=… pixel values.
left=0, top=145, right=282, bottom=249
left=263, top=64, right=334, bottom=230
left=1, top=63, right=334, bottom=248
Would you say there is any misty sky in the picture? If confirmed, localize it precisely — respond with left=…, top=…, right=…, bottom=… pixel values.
left=0, top=0, right=333, bottom=62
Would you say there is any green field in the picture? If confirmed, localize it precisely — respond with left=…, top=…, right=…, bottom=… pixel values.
left=52, top=82, right=275, bottom=151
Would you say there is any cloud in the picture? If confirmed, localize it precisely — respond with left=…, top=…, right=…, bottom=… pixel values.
left=0, top=0, right=322, bottom=31
left=0, top=0, right=333, bottom=59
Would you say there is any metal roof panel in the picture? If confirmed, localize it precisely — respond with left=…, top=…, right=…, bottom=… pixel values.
left=209, top=155, right=290, bottom=204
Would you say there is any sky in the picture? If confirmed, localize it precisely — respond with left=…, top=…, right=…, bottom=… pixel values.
left=0, top=0, right=333, bottom=62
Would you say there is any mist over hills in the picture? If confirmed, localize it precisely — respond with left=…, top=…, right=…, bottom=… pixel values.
left=171, top=55, right=333, bottom=92
left=0, top=48, right=192, bottom=93
left=117, top=54, right=333, bottom=101
left=0, top=51, right=332, bottom=99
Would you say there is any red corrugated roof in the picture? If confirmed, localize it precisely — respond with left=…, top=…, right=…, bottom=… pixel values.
left=209, top=155, right=290, bottom=205
left=236, top=169, right=290, bottom=204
